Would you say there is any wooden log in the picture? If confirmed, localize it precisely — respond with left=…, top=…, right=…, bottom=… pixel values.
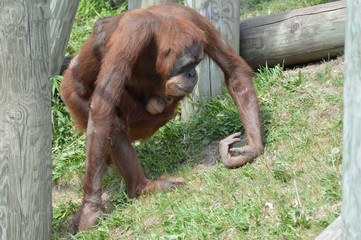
left=50, top=0, right=80, bottom=76
left=341, top=0, right=361, bottom=238
left=182, top=0, right=240, bottom=117
left=129, top=0, right=178, bottom=9
left=315, top=216, right=342, bottom=240
left=239, top=0, right=346, bottom=69
left=0, top=0, right=52, bottom=239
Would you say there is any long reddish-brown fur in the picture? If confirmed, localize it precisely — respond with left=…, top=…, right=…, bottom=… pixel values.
left=60, top=3, right=263, bottom=232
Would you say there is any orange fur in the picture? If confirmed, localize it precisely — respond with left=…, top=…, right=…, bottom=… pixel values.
left=60, top=4, right=263, bottom=233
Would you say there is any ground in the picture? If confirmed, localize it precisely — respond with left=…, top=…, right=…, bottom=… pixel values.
left=52, top=56, right=344, bottom=239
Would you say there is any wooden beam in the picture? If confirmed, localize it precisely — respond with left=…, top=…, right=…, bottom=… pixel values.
left=0, top=0, right=52, bottom=239
left=181, top=0, right=240, bottom=117
left=315, top=216, right=342, bottom=240
left=341, top=0, right=361, bottom=238
left=50, top=0, right=80, bottom=76
left=239, top=0, right=346, bottom=69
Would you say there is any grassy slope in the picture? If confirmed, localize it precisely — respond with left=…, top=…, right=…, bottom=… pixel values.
left=52, top=0, right=342, bottom=239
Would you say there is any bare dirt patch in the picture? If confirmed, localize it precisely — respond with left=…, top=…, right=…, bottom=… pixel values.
left=284, top=57, right=344, bottom=77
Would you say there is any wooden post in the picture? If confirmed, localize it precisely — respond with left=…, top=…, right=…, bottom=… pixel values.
left=182, top=0, right=240, bottom=116
left=50, top=0, right=80, bottom=76
left=0, top=0, right=52, bottom=239
left=239, top=0, right=346, bottom=69
left=341, top=0, right=361, bottom=238
left=129, top=0, right=178, bottom=10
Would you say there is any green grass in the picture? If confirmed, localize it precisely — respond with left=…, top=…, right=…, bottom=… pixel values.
left=52, top=0, right=343, bottom=239
left=240, top=0, right=328, bottom=18
left=66, top=0, right=127, bottom=55
left=52, top=60, right=343, bottom=239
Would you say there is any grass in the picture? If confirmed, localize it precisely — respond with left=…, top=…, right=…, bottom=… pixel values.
left=66, top=0, right=127, bottom=55
left=52, top=60, right=343, bottom=239
left=52, top=0, right=343, bottom=239
left=240, top=0, right=329, bottom=18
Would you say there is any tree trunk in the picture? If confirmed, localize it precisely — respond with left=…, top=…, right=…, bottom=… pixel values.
left=128, top=0, right=178, bottom=9
left=341, top=0, right=361, bottom=239
left=0, top=0, right=52, bottom=239
left=239, top=0, right=346, bottom=69
left=50, top=0, right=80, bottom=76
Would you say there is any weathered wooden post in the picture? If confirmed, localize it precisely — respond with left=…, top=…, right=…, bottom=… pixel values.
left=341, top=0, right=361, bottom=238
left=0, top=0, right=52, bottom=239
left=182, top=0, right=240, bottom=116
left=129, top=0, right=178, bottom=10
left=50, top=0, right=80, bottom=76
